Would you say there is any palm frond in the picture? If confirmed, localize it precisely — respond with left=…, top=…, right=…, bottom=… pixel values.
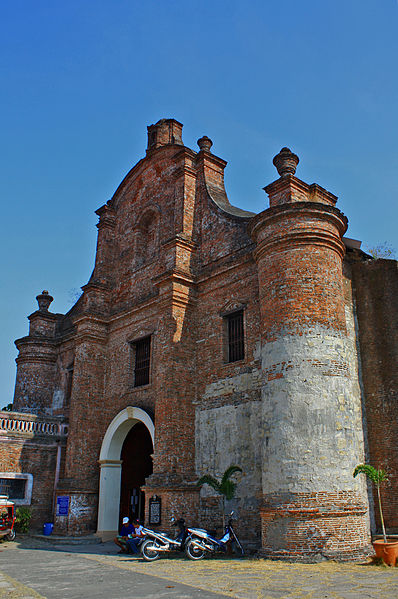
left=220, top=465, right=242, bottom=487
left=196, top=474, right=221, bottom=493
left=220, top=479, right=236, bottom=501
left=353, top=464, right=388, bottom=486
left=354, top=463, right=388, bottom=543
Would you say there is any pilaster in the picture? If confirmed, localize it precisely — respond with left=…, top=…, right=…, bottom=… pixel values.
left=62, top=315, right=108, bottom=485
left=143, top=267, right=199, bottom=523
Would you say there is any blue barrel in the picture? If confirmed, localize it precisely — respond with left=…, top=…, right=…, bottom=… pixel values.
left=43, top=523, right=53, bottom=536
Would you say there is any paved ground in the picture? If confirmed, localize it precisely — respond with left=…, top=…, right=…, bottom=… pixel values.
left=0, top=536, right=398, bottom=599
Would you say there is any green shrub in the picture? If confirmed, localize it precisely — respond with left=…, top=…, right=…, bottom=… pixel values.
left=354, top=464, right=388, bottom=543
left=15, top=507, right=32, bottom=533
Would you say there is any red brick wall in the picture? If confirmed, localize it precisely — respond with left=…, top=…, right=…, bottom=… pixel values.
left=0, top=420, right=66, bottom=529
left=260, top=491, right=369, bottom=561
left=249, top=203, right=348, bottom=340
left=352, top=258, right=398, bottom=531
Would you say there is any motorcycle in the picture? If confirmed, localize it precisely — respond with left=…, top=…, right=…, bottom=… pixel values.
left=185, top=512, right=244, bottom=560
left=140, top=517, right=188, bottom=561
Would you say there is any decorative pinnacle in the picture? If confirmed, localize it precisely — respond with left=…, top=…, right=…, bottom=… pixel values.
left=36, top=290, right=53, bottom=312
left=197, top=136, right=213, bottom=152
left=273, top=147, right=299, bottom=177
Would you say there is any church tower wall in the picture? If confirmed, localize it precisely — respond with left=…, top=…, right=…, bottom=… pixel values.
left=249, top=149, right=371, bottom=560
left=13, top=292, right=58, bottom=415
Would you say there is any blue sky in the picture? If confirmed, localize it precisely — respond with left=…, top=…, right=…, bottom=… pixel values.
left=1, top=0, right=397, bottom=404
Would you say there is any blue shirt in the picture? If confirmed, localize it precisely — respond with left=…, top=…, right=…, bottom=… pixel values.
left=120, top=524, right=134, bottom=536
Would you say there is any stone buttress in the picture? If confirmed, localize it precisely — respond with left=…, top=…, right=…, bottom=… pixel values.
left=249, top=148, right=371, bottom=560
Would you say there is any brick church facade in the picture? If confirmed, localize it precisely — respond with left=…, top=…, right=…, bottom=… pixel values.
left=2, top=118, right=397, bottom=560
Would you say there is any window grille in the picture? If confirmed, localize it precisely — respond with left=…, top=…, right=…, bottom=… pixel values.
left=134, top=336, right=151, bottom=387
left=227, top=310, right=244, bottom=362
left=0, top=478, right=25, bottom=500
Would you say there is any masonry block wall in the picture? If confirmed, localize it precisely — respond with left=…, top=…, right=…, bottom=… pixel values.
left=352, top=258, right=398, bottom=531
left=6, top=118, right=397, bottom=558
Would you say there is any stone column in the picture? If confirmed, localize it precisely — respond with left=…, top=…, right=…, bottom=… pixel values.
left=248, top=149, right=370, bottom=561
left=96, top=459, right=122, bottom=540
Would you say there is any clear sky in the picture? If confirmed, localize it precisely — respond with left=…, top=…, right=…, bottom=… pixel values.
left=1, top=0, right=397, bottom=405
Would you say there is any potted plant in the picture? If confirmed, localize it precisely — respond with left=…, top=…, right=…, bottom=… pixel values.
left=197, top=465, right=242, bottom=528
left=353, top=464, right=398, bottom=566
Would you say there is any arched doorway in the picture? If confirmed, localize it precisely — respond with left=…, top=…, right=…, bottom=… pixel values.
left=119, top=422, right=153, bottom=525
left=97, top=407, right=154, bottom=540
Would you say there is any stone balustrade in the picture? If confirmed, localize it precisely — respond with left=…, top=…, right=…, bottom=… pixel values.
left=0, top=411, right=68, bottom=437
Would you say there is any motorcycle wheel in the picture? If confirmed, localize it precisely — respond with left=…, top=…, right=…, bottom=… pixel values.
left=4, top=529, right=16, bottom=542
left=141, top=539, right=160, bottom=561
left=185, top=539, right=205, bottom=560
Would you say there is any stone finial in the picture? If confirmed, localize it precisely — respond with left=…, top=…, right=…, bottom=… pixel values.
left=146, top=119, right=183, bottom=151
left=36, top=290, right=53, bottom=312
left=197, top=136, right=213, bottom=152
left=273, top=147, right=299, bottom=177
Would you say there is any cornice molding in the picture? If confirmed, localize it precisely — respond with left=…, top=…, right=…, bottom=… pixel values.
left=248, top=202, right=348, bottom=239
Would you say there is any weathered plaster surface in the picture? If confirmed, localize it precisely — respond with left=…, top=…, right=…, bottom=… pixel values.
left=260, top=321, right=367, bottom=496
left=202, top=369, right=262, bottom=400
left=195, top=400, right=262, bottom=504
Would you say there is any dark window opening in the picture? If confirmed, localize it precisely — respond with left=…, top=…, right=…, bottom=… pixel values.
left=227, top=310, right=244, bottom=363
left=134, top=336, right=151, bottom=387
left=0, top=478, right=25, bottom=500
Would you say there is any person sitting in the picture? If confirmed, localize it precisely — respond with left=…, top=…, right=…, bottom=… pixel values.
left=114, top=516, right=135, bottom=553
left=126, top=519, right=145, bottom=555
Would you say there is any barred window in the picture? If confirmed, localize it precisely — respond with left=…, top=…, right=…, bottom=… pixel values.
left=0, top=473, right=33, bottom=505
left=0, top=478, right=25, bottom=499
left=226, top=310, right=244, bottom=363
left=133, top=336, right=151, bottom=387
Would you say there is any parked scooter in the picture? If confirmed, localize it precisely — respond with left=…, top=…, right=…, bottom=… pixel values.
left=185, top=512, right=244, bottom=560
left=140, top=517, right=188, bottom=561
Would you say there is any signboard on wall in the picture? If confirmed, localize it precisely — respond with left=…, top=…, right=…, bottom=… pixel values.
left=148, top=495, right=161, bottom=525
left=56, top=495, right=70, bottom=516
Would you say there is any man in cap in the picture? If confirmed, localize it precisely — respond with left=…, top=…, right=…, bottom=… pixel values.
left=114, top=516, right=135, bottom=553
left=126, top=519, right=145, bottom=555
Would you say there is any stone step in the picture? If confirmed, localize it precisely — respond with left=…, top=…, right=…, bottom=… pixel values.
left=30, top=533, right=101, bottom=545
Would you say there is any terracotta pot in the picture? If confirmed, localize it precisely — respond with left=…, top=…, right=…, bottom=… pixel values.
left=373, top=539, right=398, bottom=566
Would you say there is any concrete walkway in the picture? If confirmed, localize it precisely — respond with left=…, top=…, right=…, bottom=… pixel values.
left=1, top=536, right=398, bottom=599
